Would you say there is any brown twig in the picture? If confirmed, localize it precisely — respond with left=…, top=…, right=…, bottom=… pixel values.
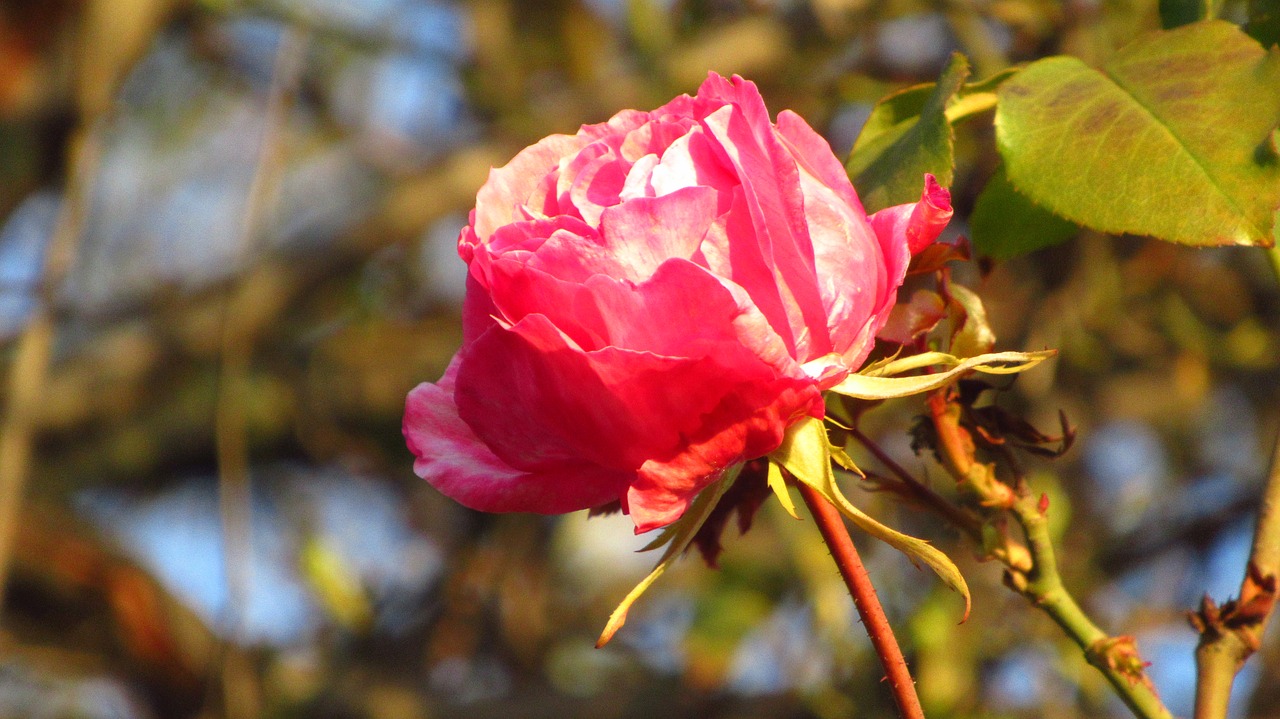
left=0, top=129, right=100, bottom=617
left=849, top=426, right=984, bottom=543
left=796, top=482, right=925, bottom=719
left=214, top=26, right=308, bottom=719
left=1187, top=240, right=1280, bottom=719
left=1191, top=429, right=1280, bottom=718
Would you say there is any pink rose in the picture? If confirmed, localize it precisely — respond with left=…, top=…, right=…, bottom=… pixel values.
left=404, top=73, right=952, bottom=533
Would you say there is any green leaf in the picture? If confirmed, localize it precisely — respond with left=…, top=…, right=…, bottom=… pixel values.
left=596, top=465, right=741, bottom=647
left=830, top=350, right=1056, bottom=400
left=996, top=20, right=1280, bottom=247
left=845, top=60, right=1019, bottom=214
left=771, top=417, right=971, bottom=619
left=847, top=53, right=969, bottom=212
left=970, top=165, right=1081, bottom=259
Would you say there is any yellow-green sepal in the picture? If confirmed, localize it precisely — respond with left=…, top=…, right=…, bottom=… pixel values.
left=832, top=350, right=1055, bottom=400
left=596, top=464, right=741, bottom=647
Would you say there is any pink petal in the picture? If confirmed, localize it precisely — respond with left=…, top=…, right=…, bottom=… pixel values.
left=460, top=272, right=500, bottom=345
left=452, top=272, right=821, bottom=531
left=597, top=186, right=719, bottom=282
left=868, top=174, right=954, bottom=256
left=556, top=140, right=629, bottom=226
left=619, top=117, right=697, bottom=162
left=649, top=126, right=739, bottom=212
left=468, top=215, right=602, bottom=288
left=580, top=109, right=649, bottom=144
left=483, top=257, right=610, bottom=351
left=694, top=73, right=773, bottom=135
left=625, top=377, right=822, bottom=532
left=404, top=359, right=631, bottom=514
left=701, top=103, right=833, bottom=360
left=473, top=133, right=587, bottom=240
left=797, top=166, right=886, bottom=366
left=455, top=313, right=760, bottom=473
left=484, top=254, right=798, bottom=368
left=698, top=187, right=803, bottom=357
left=587, top=259, right=798, bottom=366
left=619, top=153, right=659, bottom=201
left=773, top=110, right=867, bottom=217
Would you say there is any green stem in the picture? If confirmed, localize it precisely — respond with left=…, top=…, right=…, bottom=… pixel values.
left=1010, top=495, right=1173, bottom=719
left=1189, top=243, right=1280, bottom=719
left=1191, top=392, right=1280, bottom=719
left=925, top=391, right=1172, bottom=719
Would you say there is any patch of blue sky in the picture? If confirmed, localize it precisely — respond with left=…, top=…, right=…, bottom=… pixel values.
left=0, top=192, right=57, bottom=337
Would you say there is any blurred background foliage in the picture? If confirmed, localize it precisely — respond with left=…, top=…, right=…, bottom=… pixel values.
left=0, top=0, right=1278, bottom=717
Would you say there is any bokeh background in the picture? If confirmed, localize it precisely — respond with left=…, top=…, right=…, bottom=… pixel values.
left=1, top=0, right=1278, bottom=717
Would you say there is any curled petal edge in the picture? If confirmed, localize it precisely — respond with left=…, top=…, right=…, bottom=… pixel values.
left=868, top=173, right=955, bottom=256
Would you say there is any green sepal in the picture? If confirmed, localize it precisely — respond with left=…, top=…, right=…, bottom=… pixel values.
left=596, top=464, right=741, bottom=647
left=767, top=461, right=801, bottom=520
left=831, top=350, right=1055, bottom=400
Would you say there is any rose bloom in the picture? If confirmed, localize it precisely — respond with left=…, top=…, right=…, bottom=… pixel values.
left=404, top=73, right=951, bottom=533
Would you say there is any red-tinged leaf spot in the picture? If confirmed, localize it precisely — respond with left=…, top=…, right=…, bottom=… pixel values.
left=1037, top=493, right=1050, bottom=517
left=1087, top=636, right=1155, bottom=689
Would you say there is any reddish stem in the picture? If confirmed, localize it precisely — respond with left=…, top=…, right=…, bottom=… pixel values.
left=796, top=482, right=926, bottom=719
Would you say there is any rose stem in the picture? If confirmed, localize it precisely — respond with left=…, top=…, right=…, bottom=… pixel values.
left=1193, top=436, right=1280, bottom=718
left=1191, top=241, right=1280, bottom=718
left=796, top=482, right=926, bottom=719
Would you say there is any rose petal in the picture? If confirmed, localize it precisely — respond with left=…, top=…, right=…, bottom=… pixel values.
left=774, top=110, right=867, bottom=217
left=556, top=140, right=630, bottom=226
left=620, top=117, right=697, bottom=162
left=404, top=359, right=632, bottom=514
left=473, top=133, right=588, bottom=240
left=598, top=186, right=719, bottom=282
left=701, top=102, right=833, bottom=361
left=625, top=376, right=821, bottom=532
left=868, top=173, right=954, bottom=256
left=698, top=187, right=803, bottom=357
left=620, top=153, right=659, bottom=201
left=649, top=126, right=739, bottom=209
left=797, top=166, right=885, bottom=367
left=455, top=313, right=776, bottom=473
left=587, top=259, right=797, bottom=366
left=468, top=215, right=605, bottom=287
left=485, top=255, right=797, bottom=367
left=580, top=109, right=649, bottom=145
